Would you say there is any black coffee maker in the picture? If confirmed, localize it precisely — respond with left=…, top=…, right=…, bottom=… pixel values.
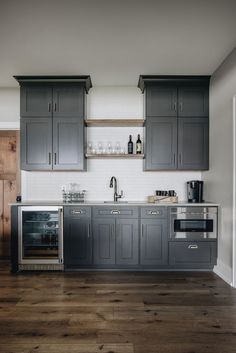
left=187, top=180, right=204, bottom=203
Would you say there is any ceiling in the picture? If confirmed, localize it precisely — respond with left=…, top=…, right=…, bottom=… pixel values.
left=0, top=0, right=236, bottom=87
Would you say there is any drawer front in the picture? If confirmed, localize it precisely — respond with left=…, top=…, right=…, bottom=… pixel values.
left=169, top=241, right=217, bottom=266
left=141, top=207, right=167, bottom=219
left=64, top=206, right=91, bottom=218
left=93, top=207, right=139, bottom=218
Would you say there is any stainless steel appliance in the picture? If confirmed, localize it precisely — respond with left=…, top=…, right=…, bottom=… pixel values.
left=18, top=206, right=63, bottom=270
left=187, top=180, right=203, bottom=203
left=170, top=207, right=217, bottom=239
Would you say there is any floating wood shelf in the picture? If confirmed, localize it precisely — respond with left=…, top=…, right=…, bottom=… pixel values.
left=85, top=119, right=145, bottom=127
left=86, top=153, right=144, bottom=159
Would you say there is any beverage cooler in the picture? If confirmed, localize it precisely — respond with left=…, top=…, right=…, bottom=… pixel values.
left=18, top=206, right=63, bottom=270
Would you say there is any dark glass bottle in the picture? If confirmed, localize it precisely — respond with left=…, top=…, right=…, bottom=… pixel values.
left=128, top=135, right=133, bottom=154
left=136, top=134, right=142, bottom=154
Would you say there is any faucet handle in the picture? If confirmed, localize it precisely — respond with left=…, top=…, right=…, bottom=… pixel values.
left=120, top=190, right=123, bottom=198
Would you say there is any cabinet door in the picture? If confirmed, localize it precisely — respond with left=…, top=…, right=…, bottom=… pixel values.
left=178, top=117, right=209, bottom=170
left=64, top=217, right=92, bottom=267
left=146, top=86, right=177, bottom=117
left=53, top=86, right=84, bottom=117
left=53, top=117, right=85, bottom=170
left=116, top=219, right=139, bottom=265
left=178, top=86, right=209, bottom=117
left=20, top=117, right=52, bottom=170
left=20, top=86, right=52, bottom=117
left=141, top=219, right=168, bottom=265
left=93, top=218, right=115, bottom=265
left=145, top=117, right=177, bottom=170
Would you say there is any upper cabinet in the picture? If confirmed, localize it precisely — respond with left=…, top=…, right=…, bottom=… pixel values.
left=138, top=76, right=210, bottom=171
left=14, top=76, right=92, bottom=171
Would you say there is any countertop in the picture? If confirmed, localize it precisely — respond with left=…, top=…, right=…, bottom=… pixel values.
left=10, top=201, right=220, bottom=206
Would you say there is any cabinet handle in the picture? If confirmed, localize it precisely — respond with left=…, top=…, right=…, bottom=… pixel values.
left=72, top=210, right=82, bottom=214
left=48, top=152, right=51, bottom=165
left=179, top=154, right=182, bottom=165
left=188, top=244, right=198, bottom=249
left=179, top=102, right=183, bottom=112
left=88, top=224, right=90, bottom=238
left=54, top=153, right=57, bottom=165
left=141, top=224, right=144, bottom=237
left=48, top=103, right=51, bottom=112
left=148, top=211, right=160, bottom=215
left=111, top=210, right=120, bottom=215
left=54, top=103, right=57, bottom=112
left=173, top=102, right=177, bottom=111
left=173, top=153, right=176, bottom=165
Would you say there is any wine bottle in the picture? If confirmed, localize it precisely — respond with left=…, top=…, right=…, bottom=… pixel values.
left=128, top=135, right=133, bottom=154
left=136, top=134, right=142, bottom=154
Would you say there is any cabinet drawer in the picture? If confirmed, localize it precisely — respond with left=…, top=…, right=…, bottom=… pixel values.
left=93, top=207, right=138, bottom=218
left=141, top=207, right=167, bottom=219
left=169, top=241, right=217, bottom=266
left=64, top=206, right=91, bottom=218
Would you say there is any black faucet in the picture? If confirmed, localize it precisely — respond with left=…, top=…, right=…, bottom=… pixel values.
left=109, top=176, right=123, bottom=202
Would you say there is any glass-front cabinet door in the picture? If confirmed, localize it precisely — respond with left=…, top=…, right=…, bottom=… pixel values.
left=19, top=207, right=63, bottom=264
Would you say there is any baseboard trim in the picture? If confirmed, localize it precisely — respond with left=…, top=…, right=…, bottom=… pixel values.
left=214, top=259, right=232, bottom=286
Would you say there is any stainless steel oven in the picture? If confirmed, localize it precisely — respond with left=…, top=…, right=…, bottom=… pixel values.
left=18, top=206, right=64, bottom=270
left=170, top=207, right=217, bottom=239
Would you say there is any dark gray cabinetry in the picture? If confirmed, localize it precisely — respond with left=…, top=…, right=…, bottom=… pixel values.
left=14, top=76, right=92, bottom=171
left=178, top=86, right=209, bottom=117
left=93, top=218, right=116, bottom=265
left=116, top=219, right=139, bottom=265
left=169, top=241, right=217, bottom=268
left=145, top=117, right=177, bottom=170
left=178, top=118, right=209, bottom=170
left=146, top=86, right=177, bottom=117
left=20, top=117, right=52, bottom=170
left=93, top=207, right=139, bottom=266
left=53, top=117, right=85, bottom=170
left=140, top=207, right=168, bottom=266
left=139, top=76, right=210, bottom=171
left=64, top=207, right=92, bottom=268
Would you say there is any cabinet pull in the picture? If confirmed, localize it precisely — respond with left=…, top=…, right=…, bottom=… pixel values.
left=48, top=152, right=51, bottom=165
left=48, top=103, right=51, bottom=112
left=88, top=224, right=90, bottom=238
left=54, top=153, right=57, bottom=165
left=173, top=153, right=176, bottom=164
left=141, top=224, right=144, bottom=237
left=72, top=210, right=82, bottom=214
left=173, top=102, right=177, bottom=111
left=148, top=211, right=160, bottom=215
left=188, top=244, right=198, bottom=249
left=54, top=103, right=57, bottom=112
left=179, top=102, right=183, bottom=112
left=179, top=154, right=182, bottom=165
left=111, top=210, right=120, bottom=215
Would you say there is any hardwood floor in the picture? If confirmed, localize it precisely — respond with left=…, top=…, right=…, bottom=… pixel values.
left=0, top=263, right=236, bottom=353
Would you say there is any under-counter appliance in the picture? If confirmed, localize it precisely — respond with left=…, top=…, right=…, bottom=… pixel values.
left=187, top=180, right=203, bottom=203
left=170, top=207, right=217, bottom=240
left=18, top=206, right=63, bottom=270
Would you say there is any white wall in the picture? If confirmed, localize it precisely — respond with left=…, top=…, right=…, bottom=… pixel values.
left=203, top=48, right=236, bottom=284
left=0, top=86, right=201, bottom=201
left=0, top=88, right=20, bottom=128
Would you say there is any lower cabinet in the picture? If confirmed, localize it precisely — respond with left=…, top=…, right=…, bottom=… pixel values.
left=140, top=219, right=168, bottom=265
left=93, top=218, right=139, bottom=266
left=169, top=241, right=217, bottom=268
left=64, top=207, right=92, bottom=267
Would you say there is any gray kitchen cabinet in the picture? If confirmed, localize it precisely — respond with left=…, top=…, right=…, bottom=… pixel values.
left=20, top=86, right=52, bottom=118
left=178, top=86, right=209, bottom=117
left=93, top=218, right=116, bottom=265
left=14, top=76, right=92, bottom=171
left=146, top=85, right=177, bottom=117
left=53, top=117, right=85, bottom=170
left=116, top=219, right=139, bottom=265
left=63, top=207, right=92, bottom=268
left=178, top=117, right=209, bottom=170
left=140, top=219, right=168, bottom=266
left=20, top=117, right=52, bottom=170
left=145, top=117, right=177, bottom=170
left=169, top=241, right=217, bottom=268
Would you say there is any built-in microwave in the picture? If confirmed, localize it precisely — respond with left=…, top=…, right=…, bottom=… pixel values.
left=170, top=207, right=218, bottom=239
left=18, top=206, right=64, bottom=270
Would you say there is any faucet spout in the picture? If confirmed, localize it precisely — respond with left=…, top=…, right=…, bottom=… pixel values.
left=109, top=176, right=123, bottom=202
